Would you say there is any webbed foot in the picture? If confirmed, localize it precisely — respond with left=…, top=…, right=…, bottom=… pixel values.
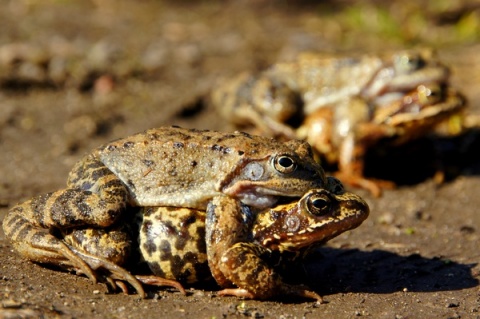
left=71, top=248, right=146, bottom=298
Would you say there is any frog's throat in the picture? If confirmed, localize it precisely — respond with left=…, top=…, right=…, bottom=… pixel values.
left=237, top=193, right=278, bottom=209
left=223, top=183, right=302, bottom=209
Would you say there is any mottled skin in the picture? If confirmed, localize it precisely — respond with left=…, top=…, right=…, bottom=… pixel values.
left=137, top=178, right=368, bottom=300
left=211, top=50, right=466, bottom=196
left=3, top=126, right=326, bottom=298
left=206, top=182, right=369, bottom=300
left=138, top=206, right=211, bottom=285
left=60, top=178, right=368, bottom=300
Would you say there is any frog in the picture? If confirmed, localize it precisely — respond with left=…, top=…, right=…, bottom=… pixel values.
left=297, top=84, right=465, bottom=195
left=2, top=126, right=327, bottom=298
left=210, top=49, right=466, bottom=196
left=204, top=180, right=369, bottom=300
left=60, top=178, right=369, bottom=300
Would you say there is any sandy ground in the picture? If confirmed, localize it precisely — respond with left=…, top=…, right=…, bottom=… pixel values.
left=1, top=1, right=479, bottom=318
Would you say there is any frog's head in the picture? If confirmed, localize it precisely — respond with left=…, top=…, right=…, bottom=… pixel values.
left=252, top=186, right=369, bottom=252
left=372, top=84, right=465, bottom=142
left=364, top=49, right=449, bottom=100
left=221, top=139, right=326, bottom=209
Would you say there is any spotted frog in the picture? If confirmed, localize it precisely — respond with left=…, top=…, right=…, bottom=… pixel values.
left=211, top=50, right=465, bottom=196
left=62, top=180, right=369, bottom=300
left=3, top=126, right=326, bottom=298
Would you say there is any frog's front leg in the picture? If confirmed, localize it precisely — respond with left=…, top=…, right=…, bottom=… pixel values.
left=3, top=154, right=130, bottom=288
left=336, top=131, right=395, bottom=197
left=216, top=242, right=322, bottom=301
left=205, top=196, right=321, bottom=300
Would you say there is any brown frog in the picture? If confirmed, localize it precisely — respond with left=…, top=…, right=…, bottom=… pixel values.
left=211, top=50, right=466, bottom=196
left=3, top=126, right=326, bottom=298
left=61, top=179, right=368, bottom=300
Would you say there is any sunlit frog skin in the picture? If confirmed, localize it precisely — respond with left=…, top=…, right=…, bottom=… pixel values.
left=3, top=126, right=327, bottom=298
left=55, top=178, right=368, bottom=300
left=211, top=50, right=465, bottom=196
left=137, top=180, right=368, bottom=300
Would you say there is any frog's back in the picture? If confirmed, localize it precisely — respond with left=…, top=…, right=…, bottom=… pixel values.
left=95, top=127, right=291, bottom=208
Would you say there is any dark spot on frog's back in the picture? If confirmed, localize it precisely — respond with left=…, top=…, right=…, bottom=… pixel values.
left=123, top=141, right=135, bottom=149
left=142, top=159, right=154, bottom=167
left=237, top=131, right=254, bottom=139
left=148, top=132, right=160, bottom=140
left=173, top=142, right=184, bottom=148
left=211, top=144, right=232, bottom=154
left=106, top=144, right=117, bottom=152
left=214, top=134, right=238, bottom=144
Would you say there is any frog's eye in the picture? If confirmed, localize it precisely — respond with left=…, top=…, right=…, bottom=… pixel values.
left=273, top=155, right=297, bottom=174
left=394, top=53, right=426, bottom=74
left=307, top=193, right=331, bottom=216
left=417, top=84, right=443, bottom=105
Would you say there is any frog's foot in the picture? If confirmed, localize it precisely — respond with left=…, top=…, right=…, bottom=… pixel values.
left=279, top=284, right=324, bottom=302
left=2, top=213, right=99, bottom=284
left=217, top=285, right=323, bottom=302
left=334, top=172, right=395, bottom=197
left=71, top=248, right=146, bottom=298
left=135, top=275, right=187, bottom=295
left=217, top=288, right=254, bottom=299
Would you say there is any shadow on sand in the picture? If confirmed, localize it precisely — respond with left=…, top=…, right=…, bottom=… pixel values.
left=303, top=247, right=478, bottom=295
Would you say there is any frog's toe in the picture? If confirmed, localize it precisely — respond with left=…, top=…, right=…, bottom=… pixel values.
left=71, top=248, right=146, bottom=298
left=114, top=280, right=129, bottom=295
left=280, top=284, right=324, bottom=302
left=217, top=288, right=255, bottom=299
left=6, top=225, right=99, bottom=285
left=135, top=275, right=187, bottom=295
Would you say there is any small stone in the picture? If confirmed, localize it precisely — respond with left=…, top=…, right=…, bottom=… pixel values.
left=2, top=299, right=22, bottom=309
left=446, top=302, right=460, bottom=308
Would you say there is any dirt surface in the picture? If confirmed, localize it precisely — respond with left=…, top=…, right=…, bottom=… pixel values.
left=1, top=1, right=480, bottom=318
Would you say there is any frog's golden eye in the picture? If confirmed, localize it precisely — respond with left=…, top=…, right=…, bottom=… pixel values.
left=394, top=53, right=426, bottom=74
left=417, top=84, right=443, bottom=105
left=273, top=155, right=297, bottom=174
left=307, top=193, right=331, bottom=216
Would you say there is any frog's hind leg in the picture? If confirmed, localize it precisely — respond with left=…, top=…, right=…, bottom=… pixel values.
left=68, top=247, right=146, bottom=298
left=66, top=153, right=131, bottom=226
left=2, top=154, right=134, bottom=292
left=4, top=204, right=145, bottom=297
left=63, top=227, right=187, bottom=297
left=216, top=242, right=322, bottom=301
left=2, top=207, right=98, bottom=283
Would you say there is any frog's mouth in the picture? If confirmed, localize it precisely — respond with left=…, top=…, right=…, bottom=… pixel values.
left=224, top=183, right=303, bottom=209
left=374, top=88, right=465, bottom=127
left=237, top=192, right=279, bottom=209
